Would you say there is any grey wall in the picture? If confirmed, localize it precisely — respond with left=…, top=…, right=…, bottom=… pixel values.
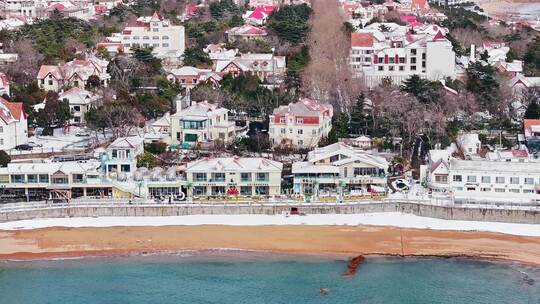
left=1, top=203, right=539, bottom=224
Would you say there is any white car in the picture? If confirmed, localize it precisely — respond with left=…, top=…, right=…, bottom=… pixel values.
left=392, top=179, right=410, bottom=192
left=76, top=130, right=91, bottom=137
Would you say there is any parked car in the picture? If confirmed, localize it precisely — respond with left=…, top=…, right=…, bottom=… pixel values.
left=15, top=144, right=33, bottom=151
left=27, top=141, right=43, bottom=148
left=76, top=130, right=91, bottom=137
left=392, top=179, right=410, bottom=192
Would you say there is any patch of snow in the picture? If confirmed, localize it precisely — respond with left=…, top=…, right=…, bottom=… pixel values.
left=0, top=213, right=538, bottom=236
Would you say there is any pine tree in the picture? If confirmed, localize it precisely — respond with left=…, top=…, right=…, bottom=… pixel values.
left=524, top=100, right=540, bottom=119
left=349, top=94, right=372, bottom=135
left=327, top=113, right=349, bottom=144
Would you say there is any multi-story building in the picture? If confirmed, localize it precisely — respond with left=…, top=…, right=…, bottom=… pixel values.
left=292, top=142, right=388, bottom=197
left=165, top=66, right=222, bottom=90
left=0, top=97, right=27, bottom=150
left=37, top=55, right=110, bottom=92
left=98, top=12, right=185, bottom=58
left=0, top=72, right=10, bottom=96
left=350, top=22, right=456, bottom=88
left=268, top=98, right=333, bottom=148
left=170, top=101, right=236, bottom=146
left=185, top=157, right=283, bottom=197
left=103, top=136, right=144, bottom=178
left=57, top=87, right=102, bottom=125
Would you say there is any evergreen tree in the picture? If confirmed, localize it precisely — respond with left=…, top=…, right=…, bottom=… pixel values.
left=267, top=4, right=312, bottom=43
left=524, top=100, right=540, bottom=119
left=327, top=112, right=349, bottom=144
left=349, top=94, right=372, bottom=135
left=401, top=75, right=442, bottom=104
left=0, top=150, right=10, bottom=167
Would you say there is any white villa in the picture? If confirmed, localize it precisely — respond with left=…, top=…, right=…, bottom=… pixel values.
left=58, top=87, right=102, bottom=125
left=292, top=142, right=388, bottom=197
left=0, top=97, right=27, bottom=150
left=170, top=101, right=236, bottom=146
left=103, top=136, right=144, bottom=179
left=185, top=157, right=283, bottom=197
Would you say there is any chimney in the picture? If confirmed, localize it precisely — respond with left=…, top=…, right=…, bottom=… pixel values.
left=470, top=44, right=476, bottom=63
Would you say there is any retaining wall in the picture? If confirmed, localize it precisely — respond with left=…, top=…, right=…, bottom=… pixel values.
left=0, top=202, right=539, bottom=224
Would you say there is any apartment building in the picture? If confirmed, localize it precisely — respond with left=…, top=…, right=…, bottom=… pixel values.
left=268, top=98, right=333, bottom=148
left=99, top=12, right=185, bottom=58
left=0, top=97, right=27, bottom=150
left=350, top=22, right=456, bottom=88
left=185, top=157, right=283, bottom=197
left=37, top=55, right=110, bottom=92
left=170, top=101, right=236, bottom=146
left=292, top=142, right=388, bottom=197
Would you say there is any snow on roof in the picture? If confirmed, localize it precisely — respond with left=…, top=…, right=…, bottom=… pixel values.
left=304, top=142, right=388, bottom=169
left=58, top=87, right=101, bottom=105
left=226, top=24, right=267, bottom=36
left=186, top=157, right=282, bottom=172
left=0, top=97, right=24, bottom=124
left=4, top=161, right=101, bottom=175
left=450, top=158, right=540, bottom=174
left=273, top=98, right=333, bottom=116
left=108, top=136, right=143, bottom=149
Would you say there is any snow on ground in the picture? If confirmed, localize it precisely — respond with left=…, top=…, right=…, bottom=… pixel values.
left=0, top=212, right=539, bottom=237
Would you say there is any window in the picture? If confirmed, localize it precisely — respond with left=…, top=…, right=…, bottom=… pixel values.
left=378, top=57, right=383, bottom=64
left=0, top=139, right=3, bottom=145
left=48, top=80, right=53, bottom=85
left=133, top=36, right=139, bottom=40
left=389, top=66, right=394, bottom=71
left=494, top=188, right=505, bottom=193
left=162, top=35, right=169, bottom=40
left=27, top=174, right=38, bottom=183
left=194, top=173, right=207, bottom=182
left=481, top=176, right=491, bottom=183
left=143, top=36, right=149, bottom=40
left=194, top=186, right=206, bottom=196
left=212, top=173, right=225, bottom=182
left=467, top=176, right=476, bottom=183
left=240, top=186, right=252, bottom=195
left=257, top=173, right=269, bottom=182
left=509, top=189, right=520, bottom=193
left=153, top=36, right=159, bottom=40
left=112, top=149, right=117, bottom=158
left=411, top=57, right=417, bottom=64
left=0, top=126, right=3, bottom=133
left=72, top=174, right=84, bottom=183
left=162, top=43, right=169, bottom=47
left=298, top=140, right=303, bottom=146
left=296, top=118, right=303, bottom=124
left=399, top=57, right=405, bottom=63
left=435, top=175, right=448, bottom=183
left=39, top=174, right=49, bottom=183
left=11, top=174, right=24, bottom=183
left=399, top=66, right=404, bottom=71
left=255, top=186, right=269, bottom=195
left=524, top=177, right=534, bottom=185
left=411, top=66, right=417, bottom=71
left=241, top=173, right=252, bottom=182
left=280, top=128, right=285, bottom=134
left=496, top=177, right=505, bottom=184
left=312, top=129, right=317, bottom=135
left=121, top=165, right=131, bottom=173
left=297, top=129, right=303, bottom=135
left=279, top=117, right=285, bottom=124
left=153, top=28, right=158, bottom=32
left=523, top=189, right=534, bottom=193
left=453, top=175, right=462, bottom=182
left=378, top=66, right=384, bottom=71
left=411, top=49, right=417, bottom=55
left=480, top=187, right=491, bottom=192
left=510, top=177, right=519, bottom=184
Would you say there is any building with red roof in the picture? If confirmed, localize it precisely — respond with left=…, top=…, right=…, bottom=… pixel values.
left=0, top=97, right=28, bottom=150
left=269, top=98, right=334, bottom=148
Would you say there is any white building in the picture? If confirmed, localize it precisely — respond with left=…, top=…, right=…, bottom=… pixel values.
left=292, top=142, right=388, bottom=197
left=103, top=136, right=144, bottom=178
left=37, top=55, right=110, bottom=92
left=215, top=52, right=286, bottom=84
left=185, top=157, right=283, bottom=197
left=0, top=72, right=10, bottom=96
left=0, top=97, right=27, bottom=150
left=99, top=12, right=185, bottom=58
left=58, top=87, right=102, bottom=125
left=269, top=98, right=333, bottom=148
left=170, top=100, right=236, bottom=146
left=350, top=23, right=456, bottom=88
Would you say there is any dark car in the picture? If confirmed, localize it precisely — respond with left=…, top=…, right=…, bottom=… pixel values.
left=15, top=144, right=33, bottom=151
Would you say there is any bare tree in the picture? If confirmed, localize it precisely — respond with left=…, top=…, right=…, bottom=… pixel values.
left=6, top=40, right=44, bottom=86
left=303, top=0, right=362, bottom=112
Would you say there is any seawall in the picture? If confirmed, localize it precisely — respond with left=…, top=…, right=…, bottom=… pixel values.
left=1, top=202, right=539, bottom=224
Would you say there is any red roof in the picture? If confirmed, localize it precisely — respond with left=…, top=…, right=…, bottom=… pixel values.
left=0, top=97, right=25, bottom=123
left=433, top=31, right=445, bottom=41
left=351, top=32, right=374, bottom=47
left=524, top=119, right=540, bottom=132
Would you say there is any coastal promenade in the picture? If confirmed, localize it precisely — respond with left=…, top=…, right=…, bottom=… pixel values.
left=0, top=199, right=539, bottom=224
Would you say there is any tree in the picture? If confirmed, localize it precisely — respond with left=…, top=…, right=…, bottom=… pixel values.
left=6, top=40, right=43, bottom=86
left=182, top=47, right=211, bottom=67
left=267, top=4, right=312, bottom=43
left=327, top=112, right=349, bottom=144
left=137, top=151, right=157, bottom=168
left=401, top=75, right=442, bottom=104
left=466, top=62, right=501, bottom=115
left=86, top=75, right=101, bottom=90
left=0, top=150, right=10, bottom=167
left=131, top=47, right=162, bottom=74
left=524, top=100, right=540, bottom=119
left=36, top=92, right=71, bottom=127
left=349, top=94, right=373, bottom=135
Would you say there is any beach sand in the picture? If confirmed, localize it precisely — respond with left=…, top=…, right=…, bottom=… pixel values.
left=479, top=0, right=540, bottom=15
left=1, top=225, right=540, bottom=265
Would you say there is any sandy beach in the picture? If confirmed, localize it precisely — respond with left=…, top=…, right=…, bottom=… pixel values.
left=478, top=0, right=540, bottom=16
left=1, top=225, right=540, bottom=265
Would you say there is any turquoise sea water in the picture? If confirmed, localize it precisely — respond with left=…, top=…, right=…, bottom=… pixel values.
left=0, top=254, right=538, bottom=304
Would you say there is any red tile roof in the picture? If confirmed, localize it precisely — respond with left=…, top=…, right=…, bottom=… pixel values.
left=351, top=32, right=374, bottom=47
